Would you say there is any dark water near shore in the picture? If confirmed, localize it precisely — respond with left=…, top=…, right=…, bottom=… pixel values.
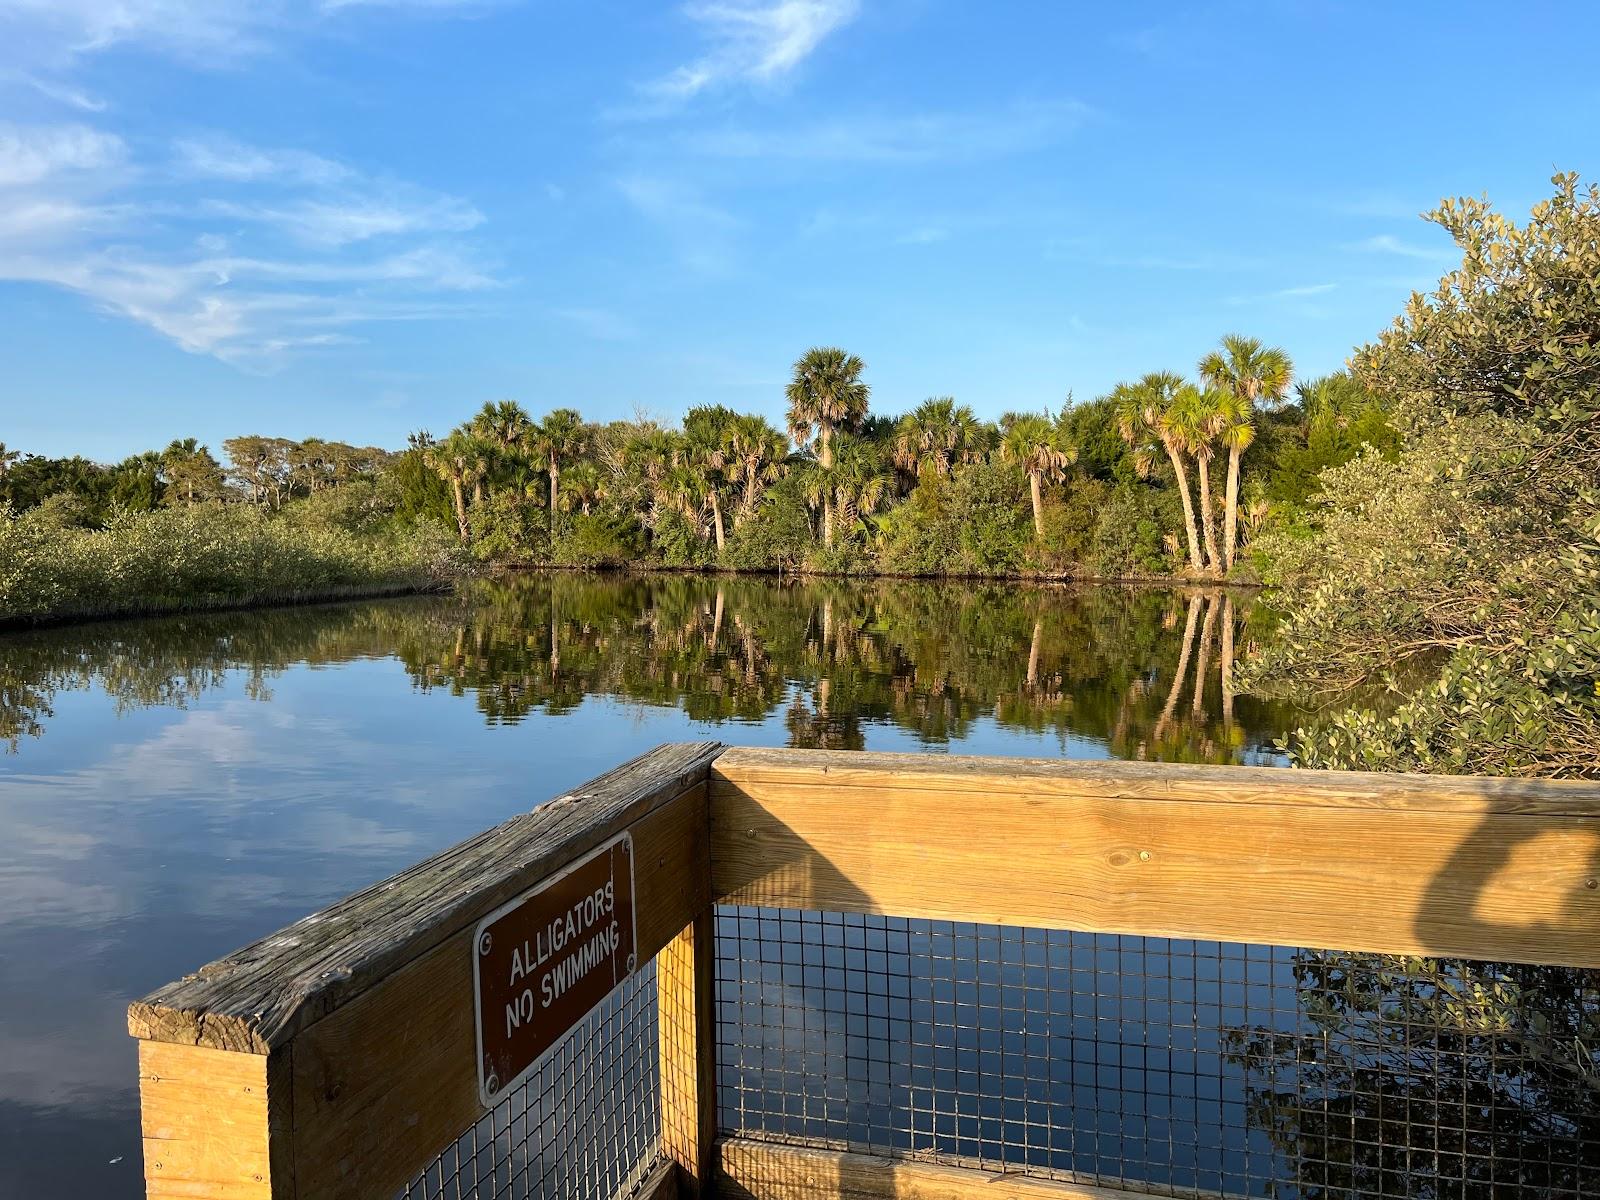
left=0, top=575, right=1299, bottom=1197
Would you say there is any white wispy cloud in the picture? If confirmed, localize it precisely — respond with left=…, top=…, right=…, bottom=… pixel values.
left=640, top=0, right=858, bottom=104
left=1274, top=282, right=1337, bottom=298
left=175, top=136, right=353, bottom=187
left=0, top=122, right=123, bottom=185
left=0, top=0, right=504, bottom=71
left=1224, top=282, right=1338, bottom=307
left=0, top=123, right=497, bottom=364
left=1353, top=233, right=1455, bottom=262
left=678, top=100, right=1092, bottom=164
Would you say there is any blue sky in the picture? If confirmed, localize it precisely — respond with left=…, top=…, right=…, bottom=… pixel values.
left=1, top=1, right=1595, bottom=461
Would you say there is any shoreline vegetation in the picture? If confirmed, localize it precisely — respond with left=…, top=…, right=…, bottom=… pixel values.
left=1, top=175, right=1595, bottom=782
left=2, top=328, right=1389, bottom=627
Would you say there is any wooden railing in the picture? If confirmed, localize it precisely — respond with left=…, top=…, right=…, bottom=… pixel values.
left=128, top=744, right=1600, bottom=1199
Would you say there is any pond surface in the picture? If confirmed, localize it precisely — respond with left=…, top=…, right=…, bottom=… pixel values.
left=0, top=575, right=1292, bottom=1198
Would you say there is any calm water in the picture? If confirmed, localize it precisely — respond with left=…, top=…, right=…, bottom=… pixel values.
left=0, top=575, right=1292, bottom=1198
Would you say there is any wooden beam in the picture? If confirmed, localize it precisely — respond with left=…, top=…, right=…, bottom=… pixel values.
left=658, top=908, right=718, bottom=1195
left=137, top=1041, right=292, bottom=1200
left=717, top=1137, right=1181, bottom=1200
left=710, top=747, right=1600, bottom=966
left=130, top=742, right=722, bottom=1054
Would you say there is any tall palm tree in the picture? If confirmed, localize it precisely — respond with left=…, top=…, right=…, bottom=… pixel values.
left=470, top=400, right=534, bottom=451
left=785, top=347, right=870, bottom=547
left=892, top=397, right=989, bottom=480
left=724, top=414, right=789, bottom=526
left=424, top=432, right=476, bottom=542
left=1168, top=388, right=1223, bottom=575
left=683, top=406, right=737, bottom=553
left=1111, top=373, right=1205, bottom=575
left=622, top=428, right=683, bottom=527
left=1198, top=335, right=1292, bottom=571
left=524, top=409, right=588, bottom=536
left=1000, top=413, right=1077, bottom=539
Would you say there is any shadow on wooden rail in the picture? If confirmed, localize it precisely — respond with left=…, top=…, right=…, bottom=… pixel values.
left=127, top=743, right=1600, bottom=1200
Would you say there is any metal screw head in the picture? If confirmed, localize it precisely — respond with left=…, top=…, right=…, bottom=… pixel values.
left=485, top=1072, right=499, bottom=1097
left=1139, top=850, right=1152, bottom=862
left=626, top=952, right=637, bottom=973
left=479, top=931, right=493, bottom=956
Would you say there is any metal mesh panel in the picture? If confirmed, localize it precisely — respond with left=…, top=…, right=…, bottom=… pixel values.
left=714, top=907, right=1600, bottom=1199
left=400, top=958, right=663, bottom=1200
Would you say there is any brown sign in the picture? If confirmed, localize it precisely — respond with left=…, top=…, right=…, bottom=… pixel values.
left=473, top=833, right=636, bottom=1107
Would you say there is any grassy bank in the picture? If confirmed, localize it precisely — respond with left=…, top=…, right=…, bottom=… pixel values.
left=0, top=502, right=468, bottom=629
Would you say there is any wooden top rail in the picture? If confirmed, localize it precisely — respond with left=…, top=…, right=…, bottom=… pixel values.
left=710, top=747, right=1600, bottom=967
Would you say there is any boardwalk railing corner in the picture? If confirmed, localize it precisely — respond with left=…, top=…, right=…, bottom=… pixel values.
left=129, top=745, right=1600, bottom=1199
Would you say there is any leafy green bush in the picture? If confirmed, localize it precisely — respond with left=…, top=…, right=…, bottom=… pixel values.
left=549, top=511, right=645, bottom=568
left=467, top=491, right=549, bottom=562
left=1247, top=173, right=1600, bottom=778
left=721, top=495, right=814, bottom=572
left=1089, top=486, right=1179, bottom=577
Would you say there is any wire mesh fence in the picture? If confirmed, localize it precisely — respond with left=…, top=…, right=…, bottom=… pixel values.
left=714, top=906, right=1600, bottom=1200
left=399, top=957, right=663, bottom=1200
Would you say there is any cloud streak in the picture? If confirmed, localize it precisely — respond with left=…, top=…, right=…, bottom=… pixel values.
left=640, top=0, right=858, bottom=104
left=0, top=124, right=497, bottom=365
left=677, top=100, right=1091, bottom=164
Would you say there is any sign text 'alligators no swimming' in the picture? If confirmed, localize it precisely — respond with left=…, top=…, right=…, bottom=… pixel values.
left=473, top=833, right=637, bottom=1107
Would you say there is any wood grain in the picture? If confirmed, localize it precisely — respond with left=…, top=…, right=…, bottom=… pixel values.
left=138, top=1041, right=292, bottom=1199
left=285, top=784, right=709, bottom=1200
left=717, top=1137, right=1185, bottom=1200
left=129, top=742, right=722, bottom=1054
left=712, top=747, right=1599, bottom=814
left=710, top=749, right=1600, bottom=966
left=659, top=909, right=717, bottom=1195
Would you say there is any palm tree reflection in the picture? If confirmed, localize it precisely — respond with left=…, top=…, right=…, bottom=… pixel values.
left=1, top=576, right=1284, bottom=761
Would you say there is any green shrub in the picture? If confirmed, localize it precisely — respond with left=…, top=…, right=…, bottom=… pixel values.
left=0, top=503, right=467, bottom=625
left=550, top=511, right=645, bottom=568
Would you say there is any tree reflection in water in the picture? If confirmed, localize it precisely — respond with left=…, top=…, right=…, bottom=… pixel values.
left=0, top=575, right=1291, bottom=762
left=1224, top=951, right=1600, bottom=1197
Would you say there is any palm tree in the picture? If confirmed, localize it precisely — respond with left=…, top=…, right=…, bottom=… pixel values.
left=524, top=409, right=588, bottom=537
left=1111, top=372, right=1205, bottom=575
left=1198, top=335, right=1292, bottom=571
left=622, top=428, right=683, bottom=527
left=724, top=414, right=789, bottom=526
left=424, top=432, right=476, bottom=542
left=892, top=397, right=989, bottom=480
left=1168, top=388, right=1223, bottom=575
left=785, top=347, right=870, bottom=547
left=823, top=435, right=892, bottom=542
left=470, top=400, right=533, bottom=451
left=1000, top=413, right=1077, bottom=539
left=558, top=460, right=605, bottom=516
left=683, top=406, right=737, bottom=553
left=160, top=438, right=225, bottom=505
